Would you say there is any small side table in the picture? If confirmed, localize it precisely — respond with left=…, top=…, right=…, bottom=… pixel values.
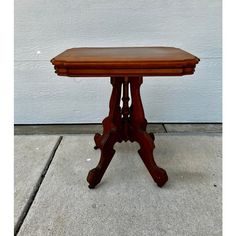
left=51, top=47, right=199, bottom=188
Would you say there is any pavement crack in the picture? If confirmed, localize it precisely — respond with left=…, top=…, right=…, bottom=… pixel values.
left=162, top=124, right=168, bottom=133
left=14, top=136, right=63, bottom=235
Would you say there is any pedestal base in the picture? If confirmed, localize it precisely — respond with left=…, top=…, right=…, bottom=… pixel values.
left=87, top=76, right=168, bottom=188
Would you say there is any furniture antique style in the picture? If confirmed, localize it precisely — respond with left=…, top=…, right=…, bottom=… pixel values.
left=51, top=47, right=199, bottom=188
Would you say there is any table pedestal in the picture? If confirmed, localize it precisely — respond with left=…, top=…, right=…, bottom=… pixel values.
left=87, top=76, right=168, bottom=188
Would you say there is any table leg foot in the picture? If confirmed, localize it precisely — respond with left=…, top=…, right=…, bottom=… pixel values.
left=87, top=167, right=102, bottom=189
left=131, top=129, right=168, bottom=188
left=87, top=143, right=116, bottom=188
left=153, top=167, right=168, bottom=187
left=138, top=140, right=168, bottom=187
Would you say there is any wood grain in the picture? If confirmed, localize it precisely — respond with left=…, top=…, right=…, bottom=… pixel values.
left=51, top=47, right=199, bottom=77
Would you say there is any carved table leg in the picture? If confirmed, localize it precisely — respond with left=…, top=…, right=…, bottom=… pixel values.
left=87, top=76, right=168, bottom=188
left=129, top=77, right=168, bottom=187
left=87, top=77, right=123, bottom=188
left=87, top=134, right=118, bottom=188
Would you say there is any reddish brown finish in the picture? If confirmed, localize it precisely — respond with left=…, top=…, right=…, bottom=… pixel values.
left=88, top=76, right=168, bottom=188
left=51, top=47, right=199, bottom=188
left=51, top=47, right=199, bottom=77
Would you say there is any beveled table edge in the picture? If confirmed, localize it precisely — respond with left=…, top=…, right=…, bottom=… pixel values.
left=51, top=47, right=200, bottom=77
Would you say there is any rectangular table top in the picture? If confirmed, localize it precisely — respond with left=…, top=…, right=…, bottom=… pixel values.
left=51, top=47, right=199, bottom=77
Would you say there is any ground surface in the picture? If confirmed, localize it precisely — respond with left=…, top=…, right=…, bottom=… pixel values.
left=14, top=133, right=222, bottom=236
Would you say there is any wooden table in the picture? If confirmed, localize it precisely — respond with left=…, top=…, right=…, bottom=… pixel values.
left=51, top=47, right=199, bottom=188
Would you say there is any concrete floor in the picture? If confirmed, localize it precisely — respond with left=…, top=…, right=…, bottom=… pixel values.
left=14, top=133, right=222, bottom=236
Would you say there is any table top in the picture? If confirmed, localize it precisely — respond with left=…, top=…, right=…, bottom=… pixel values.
left=51, top=47, right=199, bottom=77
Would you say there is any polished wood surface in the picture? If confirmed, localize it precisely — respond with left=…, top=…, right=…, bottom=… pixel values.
left=51, top=47, right=199, bottom=77
left=50, top=47, right=199, bottom=188
left=87, top=77, right=168, bottom=188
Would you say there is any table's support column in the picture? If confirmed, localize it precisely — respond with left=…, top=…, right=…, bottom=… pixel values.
left=121, top=77, right=130, bottom=142
left=87, top=77, right=123, bottom=188
left=87, top=76, right=168, bottom=189
left=129, top=77, right=168, bottom=187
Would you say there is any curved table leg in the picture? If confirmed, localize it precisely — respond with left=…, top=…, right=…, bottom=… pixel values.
left=130, top=128, right=168, bottom=187
left=88, top=76, right=168, bottom=188
left=129, top=77, right=168, bottom=187
left=87, top=77, right=123, bottom=188
left=87, top=132, right=119, bottom=188
left=87, top=133, right=117, bottom=188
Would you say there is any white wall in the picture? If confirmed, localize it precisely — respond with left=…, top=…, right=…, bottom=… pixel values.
left=15, top=0, right=222, bottom=124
